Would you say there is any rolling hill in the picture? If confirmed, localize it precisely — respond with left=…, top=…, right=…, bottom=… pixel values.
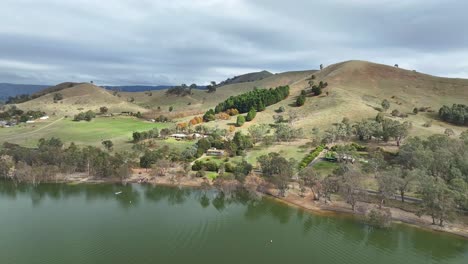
left=248, top=60, right=468, bottom=138
left=15, top=83, right=147, bottom=115
left=3, top=60, right=468, bottom=150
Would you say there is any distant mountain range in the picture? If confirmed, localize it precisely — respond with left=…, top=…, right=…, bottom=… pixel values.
left=0, top=83, right=181, bottom=101
left=0, top=70, right=274, bottom=102
left=0, top=83, right=50, bottom=101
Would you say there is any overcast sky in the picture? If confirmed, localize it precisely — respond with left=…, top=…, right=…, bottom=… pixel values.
left=1, top=0, right=468, bottom=85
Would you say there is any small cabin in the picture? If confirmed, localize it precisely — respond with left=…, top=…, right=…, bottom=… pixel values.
left=206, top=148, right=224, bottom=156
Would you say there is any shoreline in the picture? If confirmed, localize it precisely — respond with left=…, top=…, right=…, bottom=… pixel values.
left=13, top=172, right=468, bottom=240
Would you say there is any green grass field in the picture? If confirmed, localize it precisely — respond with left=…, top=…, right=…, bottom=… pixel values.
left=0, top=116, right=171, bottom=150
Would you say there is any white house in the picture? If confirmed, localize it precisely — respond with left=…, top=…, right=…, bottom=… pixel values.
left=39, top=116, right=49, bottom=120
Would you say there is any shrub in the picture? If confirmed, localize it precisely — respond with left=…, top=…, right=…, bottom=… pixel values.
left=312, top=86, right=322, bottom=96
left=296, top=95, right=306, bottom=106
left=366, top=208, right=392, bottom=228
left=391, top=109, right=400, bottom=117
left=423, top=120, right=432, bottom=127
left=236, top=115, right=246, bottom=127
left=298, top=145, right=325, bottom=169
left=73, top=110, right=96, bottom=122
left=245, top=108, right=256, bottom=121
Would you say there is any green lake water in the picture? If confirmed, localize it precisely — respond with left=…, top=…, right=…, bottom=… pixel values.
left=0, top=181, right=467, bottom=264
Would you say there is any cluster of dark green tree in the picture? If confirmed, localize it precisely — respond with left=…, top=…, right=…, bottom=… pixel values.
left=191, top=131, right=253, bottom=158
left=395, top=134, right=468, bottom=226
left=165, top=84, right=197, bottom=96
left=439, top=104, right=468, bottom=126
left=203, top=86, right=290, bottom=122
left=0, top=106, right=45, bottom=123
left=138, top=145, right=186, bottom=169
left=324, top=116, right=410, bottom=146
left=193, top=160, right=253, bottom=181
left=132, top=128, right=160, bottom=143
left=73, top=110, right=96, bottom=121
left=0, top=138, right=133, bottom=183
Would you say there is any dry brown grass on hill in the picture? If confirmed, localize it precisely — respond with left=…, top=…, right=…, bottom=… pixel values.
left=16, top=83, right=147, bottom=115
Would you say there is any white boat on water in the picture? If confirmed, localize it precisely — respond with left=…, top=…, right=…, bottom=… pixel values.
left=115, top=191, right=122, bottom=195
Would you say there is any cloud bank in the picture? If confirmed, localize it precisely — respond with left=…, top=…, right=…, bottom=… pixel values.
left=1, top=0, right=467, bottom=85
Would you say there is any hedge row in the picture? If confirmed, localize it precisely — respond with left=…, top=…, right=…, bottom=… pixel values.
left=299, top=145, right=325, bottom=169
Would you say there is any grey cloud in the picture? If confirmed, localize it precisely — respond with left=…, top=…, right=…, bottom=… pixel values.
left=0, top=0, right=468, bottom=86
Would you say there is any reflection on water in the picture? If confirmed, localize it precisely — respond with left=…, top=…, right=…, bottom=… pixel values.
left=0, top=180, right=467, bottom=264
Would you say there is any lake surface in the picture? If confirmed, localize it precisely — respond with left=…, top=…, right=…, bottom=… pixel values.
left=0, top=181, right=467, bottom=264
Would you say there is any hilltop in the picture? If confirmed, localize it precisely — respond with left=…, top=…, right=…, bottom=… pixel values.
left=15, top=83, right=146, bottom=115
left=200, top=60, right=468, bottom=139
left=217, top=70, right=274, bottom=86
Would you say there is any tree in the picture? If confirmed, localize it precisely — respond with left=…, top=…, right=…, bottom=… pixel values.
left=99, top=106, right=108, bottom=114
left=189, top=83, right=197, bottom=94
left=257, top=152, right=295, bottom=196
left=296, top=95, right=306, bottom=106
left=236, top=115, right=245, bottom=127
left=101, top=140, right=113, bottom=151
left=0, top=155, right=14, bottom=179
left=381, top=99, right=390, bottom=112
left=391, top=109, right=400, bottom=117
left=53, top=93, right=63, bottom=102
left=299, top=166, right=322, bottom=200
left=377, top=171, right=398, bottom=208
left=413, top=107, right=419, bottom=114
left=311, top=86, right=322, bottom=96
left=460, top=129, right=468, bottom=143
left=339, top=166, right=365, bottom=211
left=320, top=64, right=323, bottom=70
left=245, top=108, right=256, bottom=121
left=169, top=106, right=174, bottom=112
left=444, top=128, right=455, bottom=137
left=418, top=176, right=457, bottom=226
left=248, top=124, right=269, bottom=144
left=203, top=109, right=215, bottom=122
left=207, top=81, right=217, bottom=93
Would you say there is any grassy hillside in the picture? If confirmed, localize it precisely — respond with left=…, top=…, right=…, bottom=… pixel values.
left=222, top=60, right=468, bottom=138
left=15, top=83, right=147, bottom=115
left=3, top=60, right=468, bottom=152
left=118, top=70, right=316, bottom=117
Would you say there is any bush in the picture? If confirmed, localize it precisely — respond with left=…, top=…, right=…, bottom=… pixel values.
left=312, top=86, right=322, bottom=96
left=298, top=145, right=325, bottom=169
left=236, top=115, right=246, bottom=127
left=439, top=104, right=468, bottom=126
left=391, top=109, right=400, bottom=117
left=296, top=95, right=306, bottom=106
left=366, top=208, right=392, bottom=228
left=246, top=108, right=256, bottom=121
left=191, top=160, right=218, bottom=172
left=73, top=110, right=96, bottom=122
